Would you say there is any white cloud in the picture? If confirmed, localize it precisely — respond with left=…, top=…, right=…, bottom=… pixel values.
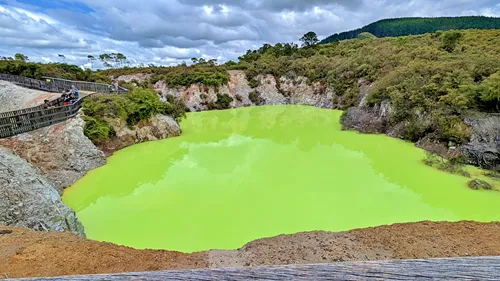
left=0, top=0, right=498, bottom=68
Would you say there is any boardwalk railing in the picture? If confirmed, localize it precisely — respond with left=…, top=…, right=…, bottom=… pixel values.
left=42, top=77, right=128, bottom=94
left=0, top=98, right=85, bottom=138
left=13, top=256, right=500, bottom=281
left=0, top=74, right=128, bottom=94
left=0, top=74, right=54, bottom=91
left=0, top=74, right=129, bottom=138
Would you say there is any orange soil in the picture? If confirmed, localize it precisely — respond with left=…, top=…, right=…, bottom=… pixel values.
left=2, top=221, right=500, bottom=279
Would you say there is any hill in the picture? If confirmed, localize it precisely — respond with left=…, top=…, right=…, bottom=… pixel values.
left=321, top=16, right=500, bottom=43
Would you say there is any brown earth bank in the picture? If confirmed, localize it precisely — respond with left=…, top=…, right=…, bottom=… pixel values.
left=2, top=221, right=500, bottom=279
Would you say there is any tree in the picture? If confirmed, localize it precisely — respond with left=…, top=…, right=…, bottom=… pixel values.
left=99, top=53, right=113, bottom=68
left=115, top=53, right=127, bottom=68
left=479, top=72, right=500, bottom=111
left=58, top=54, right=66, bottom=62
left=300, top=31, right=319, bottom=47
left=14, top=53, right=28, bottom=62
left=87, top=55, right=96, bottom=70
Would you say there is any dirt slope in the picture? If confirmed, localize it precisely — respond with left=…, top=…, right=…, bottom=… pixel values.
left=2, top=221, right=500, bottom=279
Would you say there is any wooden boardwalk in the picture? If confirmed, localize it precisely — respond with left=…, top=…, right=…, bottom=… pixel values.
left=0, top=74, right=128, bottom=138
left=12, top=256, right=500, bottom=280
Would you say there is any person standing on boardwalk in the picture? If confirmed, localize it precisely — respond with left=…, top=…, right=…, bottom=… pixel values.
left=72, top=85, right=79, bottom=100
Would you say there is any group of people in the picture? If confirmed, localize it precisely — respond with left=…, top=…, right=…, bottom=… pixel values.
left=109, top=80, right=120, bottom=91
left=42, top=85, right=80, bottom=109
left=61, top=85, right=80, bottom=105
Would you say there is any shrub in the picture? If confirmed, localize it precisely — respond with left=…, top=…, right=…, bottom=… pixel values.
left=423, top=152, right=470, bottom=177
left=468, top=179, right=493, bottom=190
left=249, top=91, right=264, bottom=105
left=441, top=31, right=462, bottom=52
left=215, top=94, right=234, bottom=109
left=248, top=78, right=260, bottom=88
left=235, top=94, right=243, bottom=102
left=126, top=88, right=165, bottom=124
left=83, top=116, right=115, bottom=144
left=82, top=88, right=188, bottom=143
left=164, top=98, right=189, bottom=121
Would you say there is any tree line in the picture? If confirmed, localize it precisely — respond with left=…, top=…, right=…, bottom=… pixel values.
left=321, top=16, right=500, bottom=43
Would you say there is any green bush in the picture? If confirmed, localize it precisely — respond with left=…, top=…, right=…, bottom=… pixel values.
left=126, top=88, right=165, bottom=124
left=215, top=94, right=234, bottom=109
left=249, top=91, right=265, bottom=105
left=82, top=116, right=115, bottom=144
left=82, top=88, right=188, bottom=143
left=441, top=31, right=462, bottom=52
left=423, top=152, right=471, bottom=177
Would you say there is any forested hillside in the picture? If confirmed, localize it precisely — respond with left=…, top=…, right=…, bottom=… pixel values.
left=321, top=16, right=500, bottom=43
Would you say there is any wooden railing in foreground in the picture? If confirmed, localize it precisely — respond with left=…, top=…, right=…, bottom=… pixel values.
left=0, top=74, right=129, bottom=138
left=13, top=256, right=500, bottom=280
left=0, top=74, right=128, bottom=93
left=0, top=98, right=85, bottom=138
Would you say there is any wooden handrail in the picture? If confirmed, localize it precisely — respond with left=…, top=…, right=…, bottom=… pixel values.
left=11, top=256, right=500, bottom=280
left=0, top=74, right=129, bottom=138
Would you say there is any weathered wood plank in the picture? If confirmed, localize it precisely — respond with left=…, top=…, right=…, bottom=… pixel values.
left=12, top=256, right=500, bottom=281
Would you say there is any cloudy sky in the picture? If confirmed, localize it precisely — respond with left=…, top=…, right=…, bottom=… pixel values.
left=0, top=0, right=499, bottom=68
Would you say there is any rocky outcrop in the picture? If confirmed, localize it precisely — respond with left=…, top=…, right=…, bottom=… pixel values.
left=115, top=73, right=152, bottom=84
left=0, top=147, right=85, bottom=236
left=461, top=114, right=500, bottom=171
left=0, top=113, right=106, bottom=192
left=153, top=70, right=337, bottom=111
left=341, top=99, right=391, bottom=134
left=99, top=114, right=182, bottom=153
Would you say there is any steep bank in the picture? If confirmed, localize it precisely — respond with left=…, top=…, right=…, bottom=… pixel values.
left=0, top=84, right=182, bottom=235
left=2, top=221, right=500, bottom=278
left=0, top=147, right=84, bottom=237
left=98, top=114, right=181, bottom=155
left=0, top=113, right=106, bottom=192
left=151, top=70, right=337, bottom=112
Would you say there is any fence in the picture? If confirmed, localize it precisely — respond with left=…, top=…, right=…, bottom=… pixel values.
left=0, top=74, right=129, bottom=138
left=0, top=74, right=54, bottom=91
left=0, top=74, right=128, bottom=94
left=0, top=98, right=85, bottom=138
left=42, top=77, right=129, bottom=94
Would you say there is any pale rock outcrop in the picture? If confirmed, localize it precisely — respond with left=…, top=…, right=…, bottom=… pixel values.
left=100, top=114, right=182, bottom=152
left=0, top=113, right=106, bottom=191
left=154, top=70, right=337, bottom=111
left=115, top=73, right=152, bottom=84
left=0, top=147, right=85, bottom=236
left=461, top=114, right=500, bottom=171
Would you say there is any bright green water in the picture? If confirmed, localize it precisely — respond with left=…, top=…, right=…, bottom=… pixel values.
left=63, top=105, right=500, bottom=253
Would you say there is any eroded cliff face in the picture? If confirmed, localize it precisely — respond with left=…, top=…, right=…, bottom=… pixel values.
left=0, top=147, right=85, bottom=236
left=461, top=114, right=500, bottom=171
left=98, top=114, right=182, bottom=154
left=0, top=113, right=106, bottom=192
left=153, top=70, right=337, bottom=111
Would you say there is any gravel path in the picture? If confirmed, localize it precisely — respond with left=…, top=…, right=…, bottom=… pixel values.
left=0, top=81, right=59, bottom=113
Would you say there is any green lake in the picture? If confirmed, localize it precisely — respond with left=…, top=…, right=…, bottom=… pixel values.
left=63, top=105, right=500, bottom=253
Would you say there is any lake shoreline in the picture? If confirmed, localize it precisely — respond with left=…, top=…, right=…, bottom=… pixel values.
left=2, top=221, right=500, bottom=279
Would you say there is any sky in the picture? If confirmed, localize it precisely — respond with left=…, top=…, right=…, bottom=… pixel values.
left=0, top=0, right=499, bottom=69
